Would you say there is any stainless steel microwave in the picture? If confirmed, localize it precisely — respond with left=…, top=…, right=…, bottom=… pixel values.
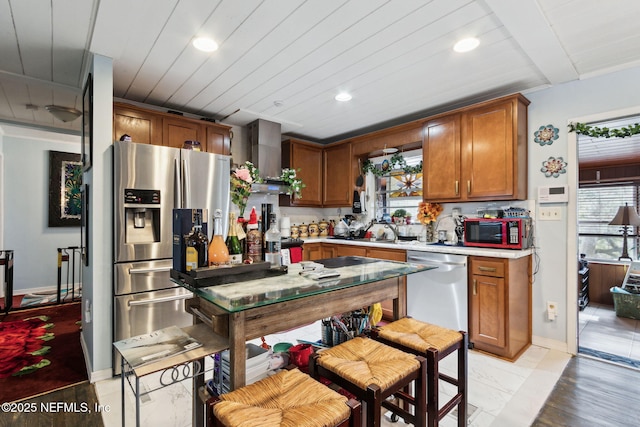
left=463, top=217, right=533, bottom=250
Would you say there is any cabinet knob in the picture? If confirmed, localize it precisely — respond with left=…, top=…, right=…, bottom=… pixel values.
left=455, top=180, right=459, bottom=196
left=478, top=266, right=497, bottom=272
left=467, top=180, right=471, bottom=194
left=473, top=279, right=477, bottom=295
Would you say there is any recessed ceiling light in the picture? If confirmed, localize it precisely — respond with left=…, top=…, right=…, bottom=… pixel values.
left=335, top=92, right=352, bottom=102
left=453, top=37, right=480, bottom=53
left=193, top=37, right=219, bottom=52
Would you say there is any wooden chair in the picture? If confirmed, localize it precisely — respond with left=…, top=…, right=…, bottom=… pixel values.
left=371, top=317, right=467, bottom=427
left=309, top=336, right=426, bottom=427
left=207, top=366, right=361, bottom=427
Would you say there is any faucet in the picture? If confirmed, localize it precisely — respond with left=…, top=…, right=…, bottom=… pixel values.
left=383, top=222, right=400, bottom=242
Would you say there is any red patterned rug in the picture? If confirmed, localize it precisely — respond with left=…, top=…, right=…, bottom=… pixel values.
left=0, top=303, right=87, bottom=402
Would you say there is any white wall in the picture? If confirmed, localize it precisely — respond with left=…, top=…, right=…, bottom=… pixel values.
left=1, top=132, right=81, bottom=293
left=526, top=64, right=640, bottom=350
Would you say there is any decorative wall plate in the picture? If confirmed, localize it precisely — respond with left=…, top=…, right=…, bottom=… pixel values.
left=534, top=124, right=559, bottom=146
left=541, top=156, right=567, bottom=178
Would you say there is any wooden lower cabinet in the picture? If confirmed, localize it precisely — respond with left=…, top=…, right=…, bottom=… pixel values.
left=301, top=243, right=405, bottom=320
left=302, top=243, right=323, bottom=261
left=469, top=255, right=531, bottom=360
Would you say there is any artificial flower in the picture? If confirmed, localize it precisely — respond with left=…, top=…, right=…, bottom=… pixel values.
left=417, top=202, right=443, bottom=224
left=280, top=168, right=305, bottom=199
left=230, top=161, right=261, bottom=217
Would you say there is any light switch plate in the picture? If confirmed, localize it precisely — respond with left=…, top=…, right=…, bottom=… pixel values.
left=539, top=207, right=561, bottom=221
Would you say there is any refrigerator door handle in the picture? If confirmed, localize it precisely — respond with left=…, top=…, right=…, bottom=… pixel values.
left=127, top=292, right=193, bottom=306
left=182, top=158, right=189, bottom=207
left=174, top=157, right=182, bottom=208
left=129, top=266, right=172, bottom=274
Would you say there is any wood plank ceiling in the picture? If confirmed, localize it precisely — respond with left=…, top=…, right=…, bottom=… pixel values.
left=1, top=0, right=640, bottom=153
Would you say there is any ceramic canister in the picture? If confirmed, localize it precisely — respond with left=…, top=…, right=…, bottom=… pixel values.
left=319, top=219, right=329, bottom=236
left=299, top=223, right=309, bottom=238
left=308, top=222, right=319, bottom=237
left=290, top=224, right=299, bottom=239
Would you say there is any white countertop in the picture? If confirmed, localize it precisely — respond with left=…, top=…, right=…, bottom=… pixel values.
left=302, top=237, right=533, bottom=259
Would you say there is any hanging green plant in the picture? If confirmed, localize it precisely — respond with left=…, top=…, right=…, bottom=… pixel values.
left=361, top=153, right=423, bottom=177
left=568, top=122, right=640, bottom=139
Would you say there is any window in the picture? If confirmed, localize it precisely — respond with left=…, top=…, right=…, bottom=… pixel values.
left=578, top=184, right=639, bottom=260
left=370, top=149, right=422, bottom=223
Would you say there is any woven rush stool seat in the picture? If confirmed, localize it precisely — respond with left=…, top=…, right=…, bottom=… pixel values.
left=207, top=367, right=360, bottom=427
left=309, top=336, right=426, bottom=427
left=371, top=317, right=467, bottom=427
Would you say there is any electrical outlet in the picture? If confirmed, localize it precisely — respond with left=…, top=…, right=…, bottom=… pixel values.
left=547, top=301, right=558, bottom=321
left=539, top=207, right=561, bottom=221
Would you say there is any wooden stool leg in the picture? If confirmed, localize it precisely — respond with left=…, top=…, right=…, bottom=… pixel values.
left=366, top=385, right=382, bottom=427
left=457, top=334, right=468, bottom=427
left=426, top=348, right=439, bottom=427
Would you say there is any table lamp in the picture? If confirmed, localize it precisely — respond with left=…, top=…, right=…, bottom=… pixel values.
left=609, top=203, right=640, bottom=260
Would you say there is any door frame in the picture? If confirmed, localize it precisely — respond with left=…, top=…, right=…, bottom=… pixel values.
left=567, top=105, right=640, bottom=355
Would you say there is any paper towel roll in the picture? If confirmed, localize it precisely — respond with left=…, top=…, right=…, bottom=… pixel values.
left=281, top=217, right=291, bottom=238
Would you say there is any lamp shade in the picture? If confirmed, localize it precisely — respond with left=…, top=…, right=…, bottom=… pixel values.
left=44, top=105, right=82, bottom=123
left=609, top=203, right=640, bottom=226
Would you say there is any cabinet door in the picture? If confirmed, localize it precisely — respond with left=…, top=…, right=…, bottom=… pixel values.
left=323, top=143, right=352, bottom=206
left=320, top=244, right=336, bottom=259
left=163, top=117, right=203, bottom=149
left=291, top=142, right=323, bottom=206
left=470, top=273, right=506, bottom=349
left=367, top=248, right=406, bottom=320
left=302, top=243, right=323, bottom=261
left=113, top=105, right=160, bottom=145
left=462, top=101, right=514, bottom=199
left=204, top=124, right=230, bottom=155
left=335, top=245, right=367, bottom=258
left=423, top=114, right=461, bottom=201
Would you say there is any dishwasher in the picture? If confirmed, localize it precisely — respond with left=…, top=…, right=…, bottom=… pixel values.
left=406, top=251, right=468, bottom=332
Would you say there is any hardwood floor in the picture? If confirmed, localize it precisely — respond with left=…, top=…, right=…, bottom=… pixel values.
left=532, top=356, right=640, bottom=426
left=0, top=382, right=104, bottom=427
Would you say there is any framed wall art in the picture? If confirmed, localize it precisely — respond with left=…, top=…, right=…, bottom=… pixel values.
left=48, top=151, right=82, bottom=227
left=82, top=73, right=93, bottom=172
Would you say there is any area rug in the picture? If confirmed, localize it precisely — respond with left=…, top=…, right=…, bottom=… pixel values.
left=579, top=346, right=640, bottom=369
left=0, top=302, right=87, bottom=402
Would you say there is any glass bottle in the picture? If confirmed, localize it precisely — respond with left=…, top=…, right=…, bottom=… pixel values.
left=208, top=209, right=229, bottom=266
left=226, top=212, right=243, bottom=265
left=264, top=213, right=281, bottom=267
left=246, top=207, right=263, bottom=263
left=185, top=211, right=208, bottom=271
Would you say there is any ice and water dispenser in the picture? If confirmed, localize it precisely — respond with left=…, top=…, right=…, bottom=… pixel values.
left=123, top=189, right=161, bottom=243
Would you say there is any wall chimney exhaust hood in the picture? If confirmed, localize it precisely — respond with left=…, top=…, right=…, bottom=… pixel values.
left=247, top=118, right=288, bottom=195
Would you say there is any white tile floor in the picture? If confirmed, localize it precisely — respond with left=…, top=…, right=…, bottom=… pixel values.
left=96, top=322, right=571, bottom=427
left=578, top=302, right=640, bottom=361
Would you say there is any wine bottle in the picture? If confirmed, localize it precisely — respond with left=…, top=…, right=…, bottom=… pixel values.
left=226, top=212, right=243, bottom=264
left=264, top=213, right=281, bottom=267
left=185, top=211, right=208, bottom=271
left=208, top=209, right=229, bottom=266
left=246, top=206, right=262, bottom=263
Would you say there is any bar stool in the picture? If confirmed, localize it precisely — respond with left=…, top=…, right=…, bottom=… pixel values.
left=207, top=367, right=361, bottom=427
left=309, top=336, right=426, bottom=427
left=371, top=317, right=467, bottom=427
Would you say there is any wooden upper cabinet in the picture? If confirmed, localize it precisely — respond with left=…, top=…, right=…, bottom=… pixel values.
left=113, top=103, right=160, bottom=144
left=113, top=102, right=231, bottom=155
left=163, top=116, right=202, bottom=149
left=282, top=139, right=323, bottom=206
left=422, top=94, right=529, bottom=203
left=424, top=114, right=461, bottom=201
left=323, top=142, right=352, bottom=207
left=205, top=125, right=231, bottom=155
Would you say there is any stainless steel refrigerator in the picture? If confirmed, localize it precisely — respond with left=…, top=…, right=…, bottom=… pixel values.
left=112, top=141, right=230, bottom=373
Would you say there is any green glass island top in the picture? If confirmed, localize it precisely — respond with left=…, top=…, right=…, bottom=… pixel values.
left=173, top=257, right=435, bottom=312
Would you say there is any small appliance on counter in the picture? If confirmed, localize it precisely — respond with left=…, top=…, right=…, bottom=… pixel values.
left=463, top=217, right=533, bottom=250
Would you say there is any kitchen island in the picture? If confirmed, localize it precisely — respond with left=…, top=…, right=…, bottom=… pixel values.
left=172, top=257, right=434, bottom=392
